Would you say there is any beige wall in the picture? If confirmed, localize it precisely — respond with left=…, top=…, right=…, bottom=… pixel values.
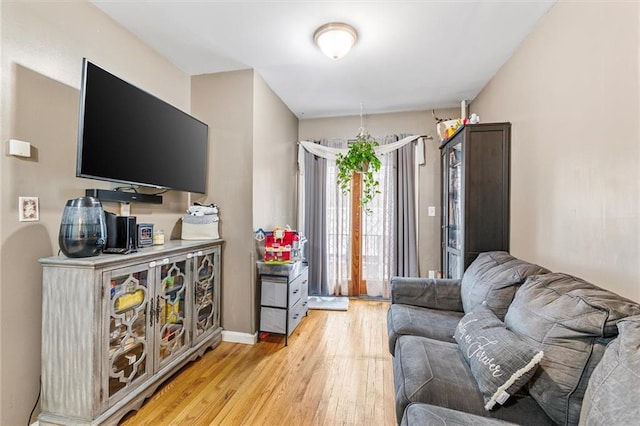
left=252, top=73, right=299, bottom=230
left=191, top=70, right=299, bottom=336
left=1, top=2, right=192, bottom=424
left=471, top=1, right=639, bottom=302
left=251, top=73, right=299, bottom=331
left=299, top=108, right=459, bottom=276
left=191, top=70, right=255, bottom=335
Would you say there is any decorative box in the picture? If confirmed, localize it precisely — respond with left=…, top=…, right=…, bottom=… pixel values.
left=181, top=214, right=219, bottom=240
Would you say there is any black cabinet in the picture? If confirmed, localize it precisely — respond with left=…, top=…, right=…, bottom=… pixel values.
left=440, top=123, right=511, bottom=278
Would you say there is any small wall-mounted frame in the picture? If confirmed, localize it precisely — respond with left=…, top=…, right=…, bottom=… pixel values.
left=19, top=196, right=39, bottom=222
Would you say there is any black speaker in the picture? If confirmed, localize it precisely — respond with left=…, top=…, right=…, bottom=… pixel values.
left=105, top=212, right=137, bottom=251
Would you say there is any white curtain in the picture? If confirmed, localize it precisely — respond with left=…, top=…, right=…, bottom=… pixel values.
left=325, top=138, right=351, bottom=296
left=298, top=134, right=424, bottom=167
left=361, top=135, right=397, bottom=297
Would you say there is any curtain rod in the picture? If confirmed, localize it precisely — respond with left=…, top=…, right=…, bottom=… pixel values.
left=298, top=134, right=433, bottom=144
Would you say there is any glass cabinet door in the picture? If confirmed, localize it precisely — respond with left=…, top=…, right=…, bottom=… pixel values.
left=156, top=256, right=190, bottom=368
left=106, top=265, right=152, bottom=403
left=447, top=142, right=462, bottom=251
left=443, top=141, right=464, bottom=279
left=192, top=247, right=220, bottom=344
left=447, top=252, right=461, bottom=279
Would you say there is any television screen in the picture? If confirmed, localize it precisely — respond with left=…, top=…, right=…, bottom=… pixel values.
left=77, top=59, right=208, bottom=194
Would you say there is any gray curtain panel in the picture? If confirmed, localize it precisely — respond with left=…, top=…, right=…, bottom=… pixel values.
left=394, top=135, right=418, bottom=277
left=303, top=148, right=328, bottom=296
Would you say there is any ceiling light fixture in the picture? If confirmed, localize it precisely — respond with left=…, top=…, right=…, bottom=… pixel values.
left=313, top=22, right=358, bottom=60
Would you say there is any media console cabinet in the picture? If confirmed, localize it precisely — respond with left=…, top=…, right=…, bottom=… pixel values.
left=38, top=239, right=223, bottom=425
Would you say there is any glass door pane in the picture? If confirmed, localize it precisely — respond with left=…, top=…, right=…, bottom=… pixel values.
left=447, top=251, right=462, bottom=279
left=157, top=258, right=189, bottom=367
left=193, top=249, right=219, bottom=343
left=107, top=268, right=150, bottom=400
left=447, top=143, right=462, bottom=250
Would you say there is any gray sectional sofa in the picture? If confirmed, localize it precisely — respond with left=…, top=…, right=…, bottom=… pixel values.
left=387, top=251, right=640, bottom=425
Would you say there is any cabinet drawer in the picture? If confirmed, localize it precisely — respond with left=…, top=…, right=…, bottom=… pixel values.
left=260, top=277, right=288, bottom=308
left=291, top=268, right=309, bottom=290
left=261, top=302, right=306, bottom=336
left=288, top=299, right=305, bottom=335
left=288, top=276, right=302, bottom=308
left=261, top=271, right=307, bottom=309
left=300, top=280, right=309, bottom=317
left=300, top=274, right=308, bottom=299
left=260, top=307, right=286, bottom=334
left=289, top=269, right=308, bottom=306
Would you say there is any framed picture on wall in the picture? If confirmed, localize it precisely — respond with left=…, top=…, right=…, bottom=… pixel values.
left=19, top=196, right=39, bottom=222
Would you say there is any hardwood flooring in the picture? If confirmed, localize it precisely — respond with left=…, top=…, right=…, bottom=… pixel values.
left=120, top=299, right=396, bottom=426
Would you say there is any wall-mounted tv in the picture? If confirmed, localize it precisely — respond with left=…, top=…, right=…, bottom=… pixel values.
left=76, top=58, right=208, bottom=195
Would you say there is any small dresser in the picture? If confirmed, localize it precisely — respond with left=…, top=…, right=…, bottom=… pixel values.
left=257, top=261, right=309, bottom=346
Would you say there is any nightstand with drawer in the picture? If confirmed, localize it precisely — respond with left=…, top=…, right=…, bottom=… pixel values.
left=257, top=261, right=309, bottom=346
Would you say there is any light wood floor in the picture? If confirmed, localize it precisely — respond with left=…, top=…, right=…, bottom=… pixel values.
left=120, top=299, right=396, bottom=426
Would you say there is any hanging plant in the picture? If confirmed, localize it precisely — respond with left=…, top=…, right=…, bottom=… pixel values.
left=335, top=132, right=382, bottom=213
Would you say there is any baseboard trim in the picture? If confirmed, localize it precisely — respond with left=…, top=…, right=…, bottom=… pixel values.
left=222, top=330, right=257, bottom=345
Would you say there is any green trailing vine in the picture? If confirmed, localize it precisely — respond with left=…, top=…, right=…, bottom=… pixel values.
left=335, top=132, right=382, bottom=213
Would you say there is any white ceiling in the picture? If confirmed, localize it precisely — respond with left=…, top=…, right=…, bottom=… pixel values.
left=91, top=0, right=556, bottom=119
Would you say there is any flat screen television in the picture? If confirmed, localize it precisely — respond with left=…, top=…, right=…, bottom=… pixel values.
left=76, top=58, right=208, bottom=194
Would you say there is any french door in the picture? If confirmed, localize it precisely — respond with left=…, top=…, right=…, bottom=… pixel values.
left=326, top=155, right=394, bottom=298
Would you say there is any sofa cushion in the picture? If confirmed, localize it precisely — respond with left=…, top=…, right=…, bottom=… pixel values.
left=454, top=305, right=544, bottom=410
left=391, top=276, right=464, bottom=311
left=579, top=315, right=640, bottom=425
left=504, top=273, right=640, bottom=425
left=387, top=303, right=463, bottom=355
left=393, top=335, right=554, bottom=426
left=401, top=403, right=519, bottom=426
left=460, top=252, right=549, bottom=320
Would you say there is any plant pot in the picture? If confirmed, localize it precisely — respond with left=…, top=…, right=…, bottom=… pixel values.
left=356, top=162, right=369, bottom=173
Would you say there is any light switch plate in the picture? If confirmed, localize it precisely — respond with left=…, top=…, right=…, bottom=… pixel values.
left=428, top=206, right=436, bottom=216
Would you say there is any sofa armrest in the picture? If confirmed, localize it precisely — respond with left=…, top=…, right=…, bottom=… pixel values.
left=390, top=276, right=463, bottom=312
